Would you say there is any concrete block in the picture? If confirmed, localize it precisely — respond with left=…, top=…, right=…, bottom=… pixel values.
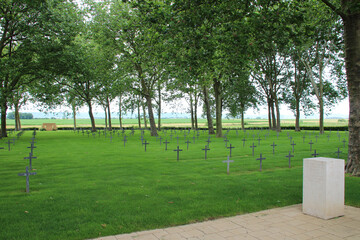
left=303, top=157, right=344, bottom=219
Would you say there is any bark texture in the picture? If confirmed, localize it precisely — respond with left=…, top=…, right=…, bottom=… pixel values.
left=202, top=86, right=215, bottom=134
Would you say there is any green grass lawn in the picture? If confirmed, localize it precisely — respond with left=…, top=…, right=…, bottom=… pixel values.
left=0, top=129, right=358, bottom=240
left=6, top=117, right=349, bottom=129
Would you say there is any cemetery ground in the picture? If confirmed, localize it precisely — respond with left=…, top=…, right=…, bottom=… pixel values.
left=0, top=129, right=359, bottom=240
left=6, top=117, right=349, bottom=130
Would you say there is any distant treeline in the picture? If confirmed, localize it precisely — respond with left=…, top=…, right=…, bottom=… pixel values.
left=7, top=112, right=33, bottom=119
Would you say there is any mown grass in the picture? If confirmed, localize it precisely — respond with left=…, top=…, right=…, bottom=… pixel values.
left=0, top=129, right=358, bottom=240
left=6, top=117, right=349, bottom=129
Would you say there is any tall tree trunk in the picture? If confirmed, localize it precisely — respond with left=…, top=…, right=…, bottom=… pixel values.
left=213, top=78, right=222, bottom=138
left=319, top=65, right=324, bottom=134
left=144, top=95, right=158, bottom=136
left=15, top=104, right=20, bottom=131
left=271, top=99, right=277, bottom=130
left=72, top=104, right=77, bottom=130
left=119, top=95, right=123, bottom=129
left=274, top=97, right=281, bottom=132
left=0, top=99, right=8, bottom=137
left=241, top=110, right=245, bottom=130
left=202, top=85, right=215, bottom=134
left=107, top=97, right=112, bottom=131
left=157, top=86, right=161, bottom=131
left=142, top=100, right=148, bottom=129
left=267, top=99, right=272, bottom=129
left=295, top=98, right=301, bottom=131
left=194, top=92, right=198, bottom=129
left=342, top=3, right=360, bottom=176
left=190, top=93, right=195, bottom=129
left=87, top=102, right=96, bottom=132
left=104, top=107, right=108, bottom=130
left=137, top=99, right=142, bottom=129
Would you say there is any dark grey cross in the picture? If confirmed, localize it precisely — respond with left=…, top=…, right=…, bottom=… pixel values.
left=291, top=141, right=296, bottom=153
left=309, top=140, right=314, bottom=151
left=312, top=149, right=319, bottom=157
left=18, top=166, right=37, bottom=193
left=12, top=137, right=16, bottom=145
left=271, top=142, right=277, bottom=154
left=224, top=138, right=229, bottom=148
left=242, top=138, right=246, bottom=147
left=87, top=131, right=90, bottom=138
left=286, top=151, right=294, bottom=168
left=256, top=153, right=266, bottom=171
left=27, top=143, right=36, bottom=155
left=335, top=148, right=342, bottom=158
left=185, top=139, right=191, bottom=150
left=223, top=156, right=234, bottom=175
left=289, top=136, right=293, bottom=143
left=342, top=139, right=347, bottom=148
left=184, top=132, right=187, bottom=141
left=315, top=135, right=318, bottom=143
left=202, top=145, right=210, bottom=160
left=92, top=133, right=96, bottom=138
left=192, top=136, right=196, bottom=143
left=98, top=131, right=101, bottom=137
left=159, top=136, right=163, bottom=145
left=24, top=152, right=37, bottom=170
left=7, top=140, right=12, bottom=151
left=173, top=146, right=183, bottom=161
left=176, top=136, right=179, bottom=144
left=338, top=134, right=341, bottom=141
left=227, top=144, right=235, bottom=157
left=206, top=138, right=211, bottom=146
left=143, top=140, right=149, bottom=152
left=327, top=134, right=330, bottom=142
left=257, top=137, right=262, bottom=145
left=250, top=142, right=257, bottom=156
left=302, top=135, right=306, bottom=143
left=109, top=134, right=113, bottom=143
left=123, top=135, right=128, bottom=146
left=164, top=139, right=170, bottom=151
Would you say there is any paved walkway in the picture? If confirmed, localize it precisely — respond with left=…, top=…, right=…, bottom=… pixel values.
left=91, top=204, right=360, bottom=240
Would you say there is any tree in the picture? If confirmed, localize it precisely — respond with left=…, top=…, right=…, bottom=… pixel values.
left=0, top=0, right=80, bottom=137
left=319, top=0, right=360, bottom=175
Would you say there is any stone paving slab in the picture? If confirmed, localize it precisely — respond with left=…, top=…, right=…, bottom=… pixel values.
left=89, top=204, right=360, bottom=240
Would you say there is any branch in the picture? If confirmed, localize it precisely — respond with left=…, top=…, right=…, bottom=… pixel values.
left=319, top=0, right=346, bottom=19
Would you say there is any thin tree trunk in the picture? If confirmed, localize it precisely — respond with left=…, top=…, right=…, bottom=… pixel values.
left=137, top=99, right=142, bottom=129
left=203, top=85, right=215, bottom=134
left=213, top=78, right=222, bottom=138
left=72, top=104, right=77, bottom=130
left=119, top=96, right=123, bottom=129
left=274, top=97, right=281, bottom=132
left=157, top=86, right=161, bottom=131
left=319, top=65, right=324, bottom=134
left=107, top=97, right=112, bottom=131
left=295, top=99, right=300, bottom=131
left=194, top=93, right=198, bottom=129
left=267, top=99, right=272, bottom=129
left=87, top=102, right=96, bottom=132
left=104, top=107, right=108, bottom=130
left=1, top=99, right=8, bottom=137
left=142, top=100, right=148, bottom=129
left=241, top=110, right=245, bottom=130
left=190, top=93, right=195, bottom=129
left=15, top=104, right=20, bottom=131
left=271, top=99, right=277, bottom=130
left=342, top=4, right=360, bottom=176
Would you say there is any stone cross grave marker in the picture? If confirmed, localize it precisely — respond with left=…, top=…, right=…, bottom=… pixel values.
left=7, top=139, right=12, bottom=151
left=223, top=156, right=234, bottom=175
left=286, top=151, right=294, bottom=168
left=173, top=146, right=183, bottom=161
left=250, top=142, right=256, bottom=156
left=27, top=143, right=36, bottom=155
left=271, top=142, right=277, bottom=154
left=309, top=140, right=314, bottom=151
left=192, top=136, right=196, bottom=144
left=24, top=152, right=37, bottom=170
left=302, top=135, right=306, bottom=143
left=143, top=140, right=149, bottom=152
left=256, top=153, right=266, bottom=171
left=227, top=144, right=235, bottom=157
left=18, top=166, right=36, bottom=193
left=202, top=145, right=210, bottom=160
left=185, top=139, right=191, bottom=150
left=312, top=149, right=319, bottom=157
left=335, top=148, right=342, bottom=158
left=257, top=137, right=262, bottom=145
left=206, top=138, right=211, bottom=146
left=164, top=139, right=170, bottom=151
left=315, top=135, right=318, bottom=143
left=224, top=137, right=229, bottom=148
left=176, top=136, right=179, bottom=145
left=342, top=139, right=346, bottom=148
left=327, top=134, right=330, bottom=142
left=291, top=141, right=296, bottom=153
left=242, top=138, right=246, bottom=147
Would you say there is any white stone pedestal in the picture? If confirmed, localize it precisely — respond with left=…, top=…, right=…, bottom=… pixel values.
left=303, top=157, right=344, bottom=219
